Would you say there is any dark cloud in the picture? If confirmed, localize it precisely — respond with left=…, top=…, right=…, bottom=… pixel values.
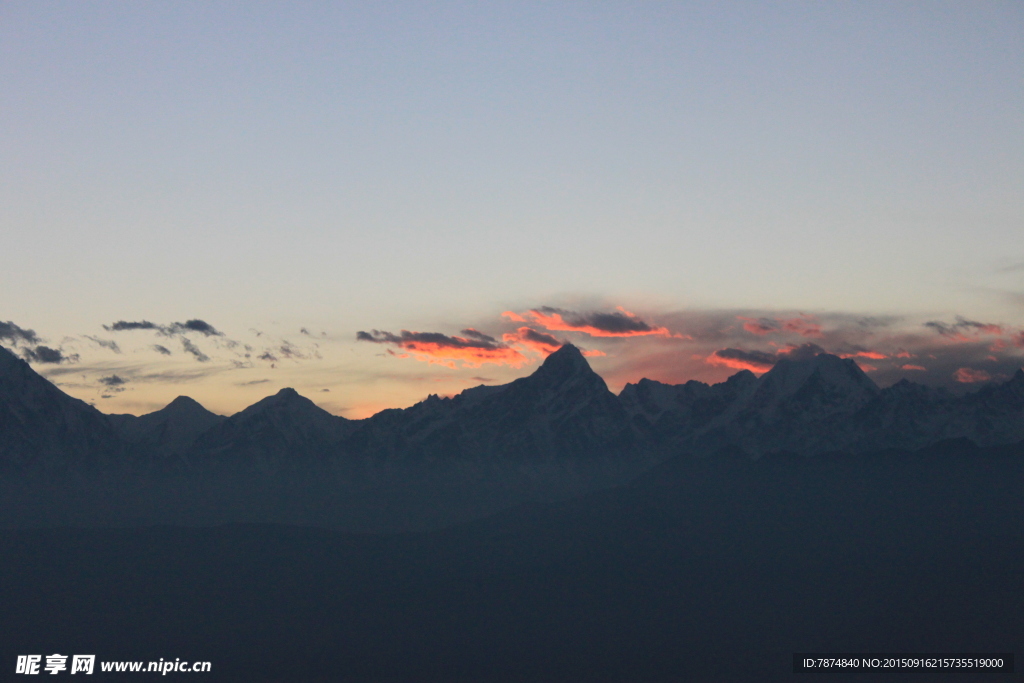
left=518, top=328, right=561, bottom=347
left=357, top=328, right=527, bottom=367
left=236, top=379, right=270, bottom=386
left=925, top=316, right=1004, bottom=337
left=470, top=376, right=494, bottom=382
left=321, top=388, right=330, bottom=392
left=258, top=351, right=278, bottom=362
left=277, top=342, right=305, bottom=359
left=357, top=329, right=509, bottom=351
left=300, top=327, right=312, bottom=337
left=21, top=346, right=77, bottom=364
left=713, top=348, right=778, bottom=367
left=180, top=338, right=210, bottom=362
left=104, top=319, right=223, bottom=337
left=84, top=336, right=121, bottom=353
left=168, top=319, right=222, bottom=337
left=538, top=307, right=659, bottom=335
left=0, top=321, right=40, bottom=345
left=152, top=345, right=172, bottom=355
left=98, top=375, right=127, bottom=387
left=104, top=320, right=161, bottom=332
left=460, top=328, right=498, bottom=343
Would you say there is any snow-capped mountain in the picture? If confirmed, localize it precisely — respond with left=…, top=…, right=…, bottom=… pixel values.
left=344, top=344, right=634, bottom=464
left=2, top=341, right=1024, bottom=472
left=109, top=395, right=226, bottom=460
left=0, top=344, right=120, bottom=471
left=189, top=388, right=352, bottom=469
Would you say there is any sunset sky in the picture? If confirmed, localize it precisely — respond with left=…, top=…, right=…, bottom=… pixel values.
left=2, top=2, right=1023, bottom=417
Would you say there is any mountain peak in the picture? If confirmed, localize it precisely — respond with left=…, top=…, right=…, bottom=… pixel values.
left=165, top=395, right=205, bottom=411
left=542, top=342, right=588, bottom=367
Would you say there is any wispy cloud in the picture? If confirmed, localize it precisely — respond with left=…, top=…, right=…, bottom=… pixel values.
left=357, top=329, right=528, bottom=368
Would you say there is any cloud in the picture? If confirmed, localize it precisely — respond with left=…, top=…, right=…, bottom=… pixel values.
left=84, top=336, right=121, bottom=353
left=460, top=328, right=498, bottom=343
left=925, top=316, right=1004, bottom=339
left=21, top=346, right=77, bottom=364
left=738, top=317, right=779, bottom=335
left=277, top=342, right=305, bottom=359
left=706, top=348, right=778, bottom=374
left=503, top=327, right=563, bottom=355
left=778, top=342, right=827, bottom=360
left=98, top=374, right=127, bottom=386
left=503, top=306, right=680, bottom=338
left=901, top=364, right=927, bottom=371
left=236, top=379, right=271, bottom=386
left=104, top=319, right=223, bottom=337
left=0, top=321, right=40, bottom=345
left=258, top=351, right=278, bottom=362
left=104, top=320, right=161, bottom=332
left=357, top=329, right=528, bottom=368
left=954, top=367, right=992, bottom=383
left=838, top=350, right=888, bottom=360
left=738, top=314, right=822, bottom=338
left=180, top=338, right=210, bottom=362
left=166, top=319, right=223, bottom=337
left=152, top=345, right=172, bottom=355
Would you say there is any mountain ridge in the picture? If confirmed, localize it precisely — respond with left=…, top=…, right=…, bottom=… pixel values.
left=4, top=342, right=1024, bottom=468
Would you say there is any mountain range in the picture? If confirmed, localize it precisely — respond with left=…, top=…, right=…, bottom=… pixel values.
left=2, top=342, right=1023, bottom=530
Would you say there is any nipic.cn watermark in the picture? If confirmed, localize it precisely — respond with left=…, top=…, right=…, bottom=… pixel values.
left=15, top=656, right=212, bottom=675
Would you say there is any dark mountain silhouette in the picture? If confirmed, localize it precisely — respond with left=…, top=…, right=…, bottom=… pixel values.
left=190, top=388, right=351, bottom=468
left=2, top=341, right=1024, bottom=530
left=0, top=345, right=120, bottom=471
left=109, top=396, right=225, bottom=461
left=344, top=344, right=634, bottom=463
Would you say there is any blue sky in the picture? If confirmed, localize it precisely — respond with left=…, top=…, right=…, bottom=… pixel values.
left=2, top=2, right=1022, bottom=416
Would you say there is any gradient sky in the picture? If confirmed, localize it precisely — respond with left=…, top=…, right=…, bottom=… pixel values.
left=2, top=2, right=1023, bottom=417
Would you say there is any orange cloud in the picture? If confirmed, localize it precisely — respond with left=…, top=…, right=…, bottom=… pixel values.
left=705, top=348, right=776, bottom=374
left=781, top=315, right=823, bottom=338
left=901, top=364, right=927, bottom=371
left=507, top=307, right=680, bottom=338
left=839, top=350, right=888, bottom=360
left=357, top=329, right=529, bottom=368
left=953, top=368, right=991, bottom=383
left=737, top=314, right=822, bottom=338
left=738, top=317, right=778, bottom=335
left=503, top=327, right=561, bottom=356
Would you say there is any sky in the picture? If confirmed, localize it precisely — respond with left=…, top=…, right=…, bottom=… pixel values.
left=1, top=1, right=1023, bottom=417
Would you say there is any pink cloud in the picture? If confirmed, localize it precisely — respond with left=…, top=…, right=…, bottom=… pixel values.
left=953, top=368, right=991, bottom=383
